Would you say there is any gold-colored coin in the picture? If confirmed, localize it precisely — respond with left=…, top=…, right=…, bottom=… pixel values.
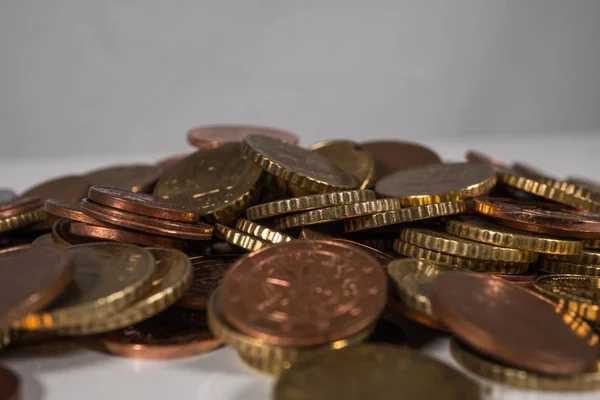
left=153, top=143, right=265, bottom=223
left=445, top=215, right=583, bottom=255
left=344, top=200, right=466, bottom=232
left=0, top=208, right=46, bottom=233
left=451, top=340, right=600, bottom=392
left=274, top=344, right=482, bottom=400
left=14, top=243, right=156, bottom=331
left=274, top=198, right=401, bottom=230
left=498, top=172, right=600, bottom=212
left=394, top=240, right=529, bottom=274
left=85, top=164, right=161, bottom=193
left=533, top=275, right=600, bottom=325
left=299, top=226, right=340, bottom=240
left=246, top=190, right=375, bottom=220
left=538, top=258, right=600, bottom=277
left=375, top=163, right=496, bottom=206
left=551, top=249, right=600, bottom=266
left=309, top=140, right=374, bottom=190
left=585, top=239, right=600, bottom=250
left=207, top=290, right=371, bottom=376
left=214, top=224, right=268, bottom=252
left=235, top=219, right=293, bottom=244
left=53, top=248, right=192, bottom=335
left=400, top=227, right=538, bottom=263
left=241, top=135, right=357, bottom=193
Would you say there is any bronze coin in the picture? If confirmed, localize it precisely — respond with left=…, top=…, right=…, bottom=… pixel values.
left=0, top=197, right=42, bottom=218
left=220, top=240, right=388, bottom=346
left=465, top=150, right=511, bottom=171
left=88, top=186, right=198, bottom=222
left=474, top=197, right=600, bottom=239
left=69, top=222, right=185, bottom=249
left=0, top=244, right=75, bottom=331
left=156, top=152, right=192, bottom=170
left=187, top=124, right=299, bottom=148
left=430, top=271, right=599, bottom=375
left=44, top=199, right=102, bottom=225
left=102, top=308, right=221, bottom=359
left=178, top=255, right=238, bottom=310
left=0, top=366, right=19, bottom=400
left=51, top=219, right=90, bottom=246
left=81, top=199, right=212, bottom=240
left=85, top=164, right=161, bottom=193
left=361, top=140, right=441, bottom=182
left=496, top=272, right=537, bottom=287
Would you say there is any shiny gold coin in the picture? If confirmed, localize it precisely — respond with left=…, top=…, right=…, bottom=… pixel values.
left=585, top=239, right=600, bottom=250
left=0, top=208, right=46, bottom=233
left=14, top=243, right=156, bottom=331
left=551, top=249, right=600, bottom=266
left=538, top=258, right=600, bottom=277
left=344, top=200, right=466, bottom=232
left=400, top=227, right=538, bottom=263
left=394, top=240, right=529, bottom=274
left=274, top=344, right=482, bottom=400
left=235, top=219, right=293, bottom=244
left=153, top=143, right=265, bottom=223
left=207, top=290, right=371, bottom=376
left=85, top=164, right=161, bottom=193
left=54, top=248, right=192, bottom=335
left=451, top=340, right=600, bottom=392
left=498, top=172, right=600, bottom=212
left=445, top=215, right=583, bottom=255
left=241, top=135, right=357, bottom=193
left=274, top=198, right=402, bottom=230
left=246, top=190, right=375, bottom=220
left=214, top=224, right=268, bottom=252
left=375, top=163, right=496, bottom=206
left=309, top=140, right=374, bottom=190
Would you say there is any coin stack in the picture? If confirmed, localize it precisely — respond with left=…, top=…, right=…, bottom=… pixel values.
left=2, top=125, right=600, bottom=398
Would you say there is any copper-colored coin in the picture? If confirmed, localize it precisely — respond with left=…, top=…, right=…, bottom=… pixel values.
left=0, top=196, right=42, bottom=218
left=85, top=164, right=161, bottom=193
left=156, top=152, right=192, bottom=170
left=102, top=308, right=221, bottom=359
left=474, top=197, right=600, bottom=239
left=81, top=199, right=212, bottom=240
left=430, top=272, right=599, bottom=375
left=220, top=240, right=388, bottom=346
left=0, top=244, right=75, bottom=331
left=496, top=272, right=537, bottom=287
left=361, top=140, right=442, bottom=182
left=465, top=150, right=511, bottom=171
left=70, top=222, right=185, bottom=249
left=51, top=219, right=89, bottom=246
left=44, top=199, right=102, bottom=225
left=88, top=186, right=198, bottom=222
left=187, top=124, right=299, bottom=148
left=0, top=366, right=19, bottom=400
left=512, top=162, right=556, bottom=180
left=178, top=255, right=238, bottom=310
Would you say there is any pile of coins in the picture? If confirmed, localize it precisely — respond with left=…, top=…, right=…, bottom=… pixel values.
left=1, top=125, right=600, bottom=398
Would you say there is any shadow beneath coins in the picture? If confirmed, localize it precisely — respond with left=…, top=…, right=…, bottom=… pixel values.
left=382, top=312, right=447, bottom=349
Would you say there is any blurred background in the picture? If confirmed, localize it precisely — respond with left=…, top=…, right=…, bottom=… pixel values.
left=1, top=0, right=599, bottom=161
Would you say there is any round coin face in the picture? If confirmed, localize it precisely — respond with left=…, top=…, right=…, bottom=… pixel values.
left=178, top=255, right=238, bottom=310
left=310, top=140, right=375, bottom=190
left=430, top=272, right=600, bottom=375
left=21, top=175, right=91, bottom=203
left=187, top=124, right=299, bottom=148
left=220, top=240, right=388, bottom=346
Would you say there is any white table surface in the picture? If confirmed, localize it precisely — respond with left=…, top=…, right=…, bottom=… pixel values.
left=2, top=135, right=600, bottom=400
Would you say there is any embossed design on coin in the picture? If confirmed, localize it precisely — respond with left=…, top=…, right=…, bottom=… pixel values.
left=178, top=255, right=238, bottom=310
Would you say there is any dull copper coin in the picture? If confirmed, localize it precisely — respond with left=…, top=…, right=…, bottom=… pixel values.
left=88, top=186, right=198, bottom=222
left=81, top=199, right=212, bottom=240
left=102, top=308, right=221, bottom=359
left=220, top=240, right=388, bottom=346
left=0, top=366, right=19, bottom=400
left=0, top=197, right=42, bottom=218
left=465, top=150, right=511, bottom=171
left=0, top=245, right=75, bottom=331
left=156, top=152, right=192, bottom=170
left=512, top=162, right=556, bottom=180
left=178, top=255, right=239, bottom=310
left=51, top=219, right=90, bottom=246
left=187, top=124, right=299, bottom=148
left=497, top=272, right=537, bottom=287
left=44, top=199, right=102, bottom=225
left=85, top=164, right=161, bottom=193
left=69, top=222, right=185, bottom=250
left=430, top=271, right=599, bottom=375
left=474, top=197, right=600, bottom=239
left=361, top=140, right=441, bottom=182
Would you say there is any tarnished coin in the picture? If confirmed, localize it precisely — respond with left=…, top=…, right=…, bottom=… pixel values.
left=102, top=308, right=221, bottom=359
left=21, top=175, right=91, bottom=204
left=69, top=222, right=185, bottom=249
left=361, top=140, right=442, bottom=183
left=0, top=366, right=19, bottom=400
left=431, top=272, right=599, bottom=375
left=214, top=224, right=269, bottom=252
left=51, top=219, right=90, bottom=246
left=85, top=164, right=161, bottom=193
left=89, top=186, right=198, bottom=222
left=538, top=258, right=600, bottom=277
left=44, top=199, right=102, bottom=225
left=0, top=197, right=43, bottom=218
left=241, top=135, right=357, bottom=193
left=274, top=344, right=481, bottom=400
left=0, top=245, right=74, bottom=331
left=15, top=243, right=156, bottom=330
left=235, top=219, right=293, bottom=244
left=153, top=143, right=265, bottom=223
left=552, top=248, right=600, bottom=266
left=474, top=197, right=600, bottom=239
left=178, top=255, right=238, bottom=310
left=375, top=163, right=496, bottom=206
left=220, top=240, right=387, bottom=346
left=310, top=140, right=375, bottom=190
left=187, top=124, right=299, bottom=148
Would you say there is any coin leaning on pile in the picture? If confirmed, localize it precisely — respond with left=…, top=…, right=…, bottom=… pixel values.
left=2, top=126, right=600, bottom=397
